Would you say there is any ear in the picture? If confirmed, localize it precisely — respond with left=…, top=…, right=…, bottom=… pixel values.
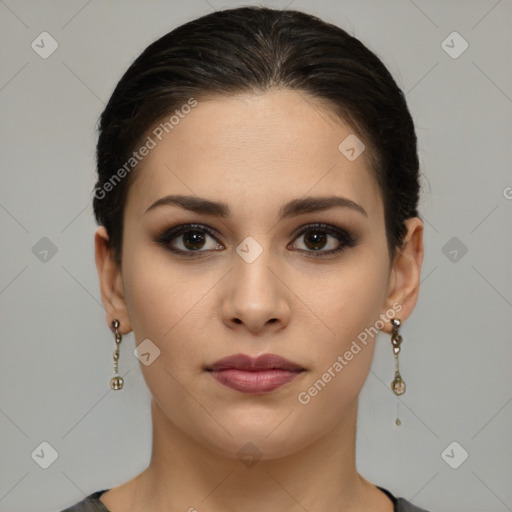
left=380, top=217, right=424, bottom=334
left=94, top=226, right=132, bottom=334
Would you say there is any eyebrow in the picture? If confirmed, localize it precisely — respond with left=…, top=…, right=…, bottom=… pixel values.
left=145, top=194, right=368, bottom=219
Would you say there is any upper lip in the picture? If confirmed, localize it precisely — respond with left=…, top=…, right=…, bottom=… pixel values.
left=207, top=353, right=304, bottom=372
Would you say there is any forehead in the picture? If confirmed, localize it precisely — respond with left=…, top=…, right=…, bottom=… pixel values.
left=125, top=89, right=383, bottom=221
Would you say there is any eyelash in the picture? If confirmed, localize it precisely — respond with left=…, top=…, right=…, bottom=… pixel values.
left=155, top=222, right=357, bottom=259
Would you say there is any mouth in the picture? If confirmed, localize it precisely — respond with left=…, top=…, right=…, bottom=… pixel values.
left=205, top=353, right=305, bottom=394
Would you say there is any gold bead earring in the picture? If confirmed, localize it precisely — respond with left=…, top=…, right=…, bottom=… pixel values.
left=390, top=318, right=406, bottom=396
left=110, top=319, right=124, bottom=390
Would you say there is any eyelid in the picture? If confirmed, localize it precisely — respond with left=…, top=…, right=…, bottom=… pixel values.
left=155, top=223, right=222, bottom=248
left=291, top=222, right=354, bottom=242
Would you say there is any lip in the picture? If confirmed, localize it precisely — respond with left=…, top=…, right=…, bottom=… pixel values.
left=206, top=353, right=305, bottom=393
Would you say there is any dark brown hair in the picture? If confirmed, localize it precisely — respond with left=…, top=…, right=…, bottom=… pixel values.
left=93, top=6, right=421, bottom=265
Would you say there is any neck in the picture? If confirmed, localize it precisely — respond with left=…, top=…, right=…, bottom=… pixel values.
left=120, top=398, right=388, bottom=512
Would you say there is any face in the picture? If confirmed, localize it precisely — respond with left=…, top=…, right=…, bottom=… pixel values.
left=96, top=89, right=422, bottom=460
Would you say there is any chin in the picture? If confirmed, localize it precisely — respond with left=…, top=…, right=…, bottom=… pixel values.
left=190, top=416, right=324, bottom=464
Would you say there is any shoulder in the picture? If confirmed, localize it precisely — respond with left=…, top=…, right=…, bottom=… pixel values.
left=60, top=487, right=433, bottom=512
left=58, top=490, right=110, bottom=512
left=378, top=485, right=432, bottom=512
left=396, top=496, right=432, bottom=512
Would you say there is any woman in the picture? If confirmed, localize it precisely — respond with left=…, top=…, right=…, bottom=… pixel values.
left=61, top=6, right=427, bottom=512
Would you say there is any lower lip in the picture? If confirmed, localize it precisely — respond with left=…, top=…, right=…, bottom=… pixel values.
left=209, top=369, right=303, bottom=393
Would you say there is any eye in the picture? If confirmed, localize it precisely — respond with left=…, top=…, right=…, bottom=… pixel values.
left=289, top=223, right=356, bottom=257
left=156, top=224, right=222, bottom=256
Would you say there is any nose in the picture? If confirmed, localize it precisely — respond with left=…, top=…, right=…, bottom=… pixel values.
left=221, top=251, right=291, bottom=335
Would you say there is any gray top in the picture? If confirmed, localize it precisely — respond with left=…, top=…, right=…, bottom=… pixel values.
left=59, top=487, right=432, bottom=512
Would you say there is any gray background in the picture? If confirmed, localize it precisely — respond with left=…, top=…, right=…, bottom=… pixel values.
left=1, top=1, right=511, bottom=511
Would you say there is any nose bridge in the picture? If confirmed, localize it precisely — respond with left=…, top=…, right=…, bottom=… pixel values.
left=233, top=236, right=280, bottom=301
left=222, top=235, right=290, bottom=331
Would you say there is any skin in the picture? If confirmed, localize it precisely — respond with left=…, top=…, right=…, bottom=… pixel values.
left=95, top=89, right=423, bottom=512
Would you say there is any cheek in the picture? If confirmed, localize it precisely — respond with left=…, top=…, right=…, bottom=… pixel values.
left=121, top=248, right=208, bottom=421
left=301, top=251, right=390, bottom=399
left=314, top=248, right=390, bottom=348
left=121, top=245, right=207, bottom=370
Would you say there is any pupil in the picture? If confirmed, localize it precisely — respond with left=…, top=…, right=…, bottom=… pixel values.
left=305, top=231, right=327, bottom=250
left=183, top=230, right=205, bottom=250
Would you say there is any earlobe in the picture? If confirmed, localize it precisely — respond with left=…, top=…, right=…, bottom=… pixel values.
left=94, top=226, right=132, bottom=333
left=381, top=217, right=424, bottom=334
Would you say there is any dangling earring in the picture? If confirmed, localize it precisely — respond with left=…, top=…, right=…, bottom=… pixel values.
left=110, top=319, right=124, bottom=390
left=390, top=318, right=406, bottom=396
